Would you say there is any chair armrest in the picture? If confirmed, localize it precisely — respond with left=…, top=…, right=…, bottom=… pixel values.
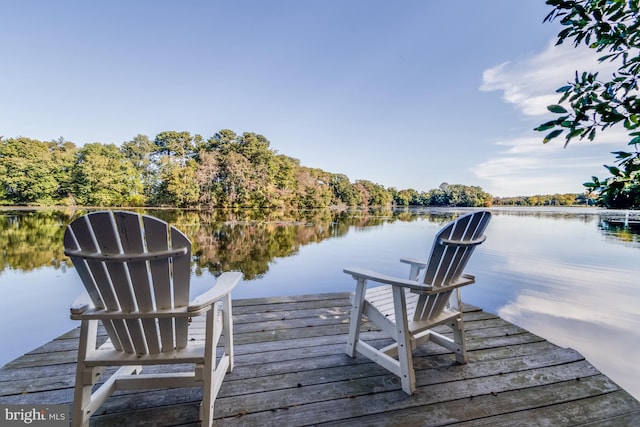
left=343, top=267, right=432, bottom=292
left=423, top=273, right=476, bottom=295
left=399, top=257, right=428, bottom=268
left=399, top=257, right=429, bottom=280
left=70, top=306, right=194, bottom=320
left=188, top=271, right=243, bottom=313
left=70, top=292, right=94, bottom=315
left=439, top=235, right=486, bottom=247
left=70, top=272, right=242, bottom=320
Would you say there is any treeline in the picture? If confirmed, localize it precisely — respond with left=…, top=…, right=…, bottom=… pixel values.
left=0, top=130, right=585, bottom=209
left=0, top=131, right=492, bottom=208
left=492, top=193, right=592, bottom=207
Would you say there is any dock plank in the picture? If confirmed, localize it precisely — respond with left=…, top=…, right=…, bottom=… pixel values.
left=1, top=292, right=639, bottom=426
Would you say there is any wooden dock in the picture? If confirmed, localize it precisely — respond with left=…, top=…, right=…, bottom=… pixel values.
left=1, top=292, right=640, bottom=426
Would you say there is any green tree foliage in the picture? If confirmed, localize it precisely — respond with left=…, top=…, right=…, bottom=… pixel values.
left=122, top=134, right=157, bottom=200
left=393, top=188, right=420, bottom=206
left=0, top=137, right=71, bottom=205
left=156, top=159, right=200, bottom=207
left=427, top=183, right=492, bottom=207
left=536, top=0, right=640, bottom=208
left=0, top=130, right=498, bottom=209
left=493, top=193, right=586, bottom=206
left=198, top=130, right=283, bottom=208
left=50, top=138, right=77, bottom=203
left=154, top=130, right=198, bottom=163
left=216, top=150, right=254, bottom=207
left=329, top=173, right=362, bottom=206
left=270, top=155, right=300, bottom=208
left=72, top=143, right=144, bottom=206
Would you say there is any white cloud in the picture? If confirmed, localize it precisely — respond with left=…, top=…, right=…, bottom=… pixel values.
left=473, top=133, right=612, bottom=196
left=498, top=253, right=639, bottom=326
left=480, top=39, right=619, bottom=116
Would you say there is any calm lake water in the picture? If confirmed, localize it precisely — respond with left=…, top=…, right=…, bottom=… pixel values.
left=1, top=207, right=638, bottom=399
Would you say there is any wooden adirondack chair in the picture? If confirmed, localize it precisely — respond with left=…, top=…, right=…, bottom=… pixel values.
left=343, top=210, right=491, bottom=395
left=64, top=211, right=242, bottom=427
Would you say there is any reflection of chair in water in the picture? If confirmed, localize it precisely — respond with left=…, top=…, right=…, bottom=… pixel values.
left=64, top=210, right=242, bottom=427
left=343, top=210, right=491, bottom=395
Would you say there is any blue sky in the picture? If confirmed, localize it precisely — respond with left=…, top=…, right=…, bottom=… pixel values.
left=0, top=1, right=627, bottom=196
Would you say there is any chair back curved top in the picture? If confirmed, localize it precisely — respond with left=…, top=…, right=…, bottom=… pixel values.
left=64, top=210, right=192, bottom=354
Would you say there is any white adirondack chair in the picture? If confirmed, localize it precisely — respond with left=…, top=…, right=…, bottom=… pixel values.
left=344, top=210, right=491, bottom=395
left=64, top=211, right=242, bottom=427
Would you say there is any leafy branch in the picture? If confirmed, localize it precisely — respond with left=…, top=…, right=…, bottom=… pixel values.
left=536, top=0, right=640, bottom=207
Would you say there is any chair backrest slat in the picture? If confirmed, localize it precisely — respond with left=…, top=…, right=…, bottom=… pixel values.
left=170, top=226, right=191, bottom=307
left=142, top=215, right=174, bottom=309
left=170, top=226, right=191, bottom=349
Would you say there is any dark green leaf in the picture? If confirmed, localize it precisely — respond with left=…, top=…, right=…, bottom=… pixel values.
left=555, top=85, right=572, bottom=93
left=543, top=129, right=564, bottom=143
left=534, top=122, right=556, bottom=132
left=568, top=128, right=586, bottom=138
left=607, top=165, right=622, bottom=176
left=613, top=151, right=633, bottom=159
left=547, top=104, right=568, bottom=113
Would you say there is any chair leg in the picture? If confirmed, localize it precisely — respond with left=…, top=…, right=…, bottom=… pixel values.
left=346, top=278, right=367, bottom=358
left=397, top=332, right=416, bottom=395
left=201, top=308, right=217, bottom=427
left=72, top=320, right=98, bottom=427
left=392, top=286, right=416, bottom=395
left=72, top=371, right=93, bottom=426
left=223, top=295, right=234, bottom=372
left=451, top=317, right=467, bottom=364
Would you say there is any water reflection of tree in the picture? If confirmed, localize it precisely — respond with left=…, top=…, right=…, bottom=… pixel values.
left=6, top=208, right=636, bottom=278
left=598, top=220, right=640, bottom=246
left=0, top=208, right=451, bottom=278
left=0, top=209, right=73, bottom=273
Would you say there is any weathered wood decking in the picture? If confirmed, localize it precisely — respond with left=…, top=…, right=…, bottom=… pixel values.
left=1, top=292, right=640, bottom=426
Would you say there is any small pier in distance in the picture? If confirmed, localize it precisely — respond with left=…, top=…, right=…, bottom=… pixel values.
left=1, top=292, right=639, bottom=425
